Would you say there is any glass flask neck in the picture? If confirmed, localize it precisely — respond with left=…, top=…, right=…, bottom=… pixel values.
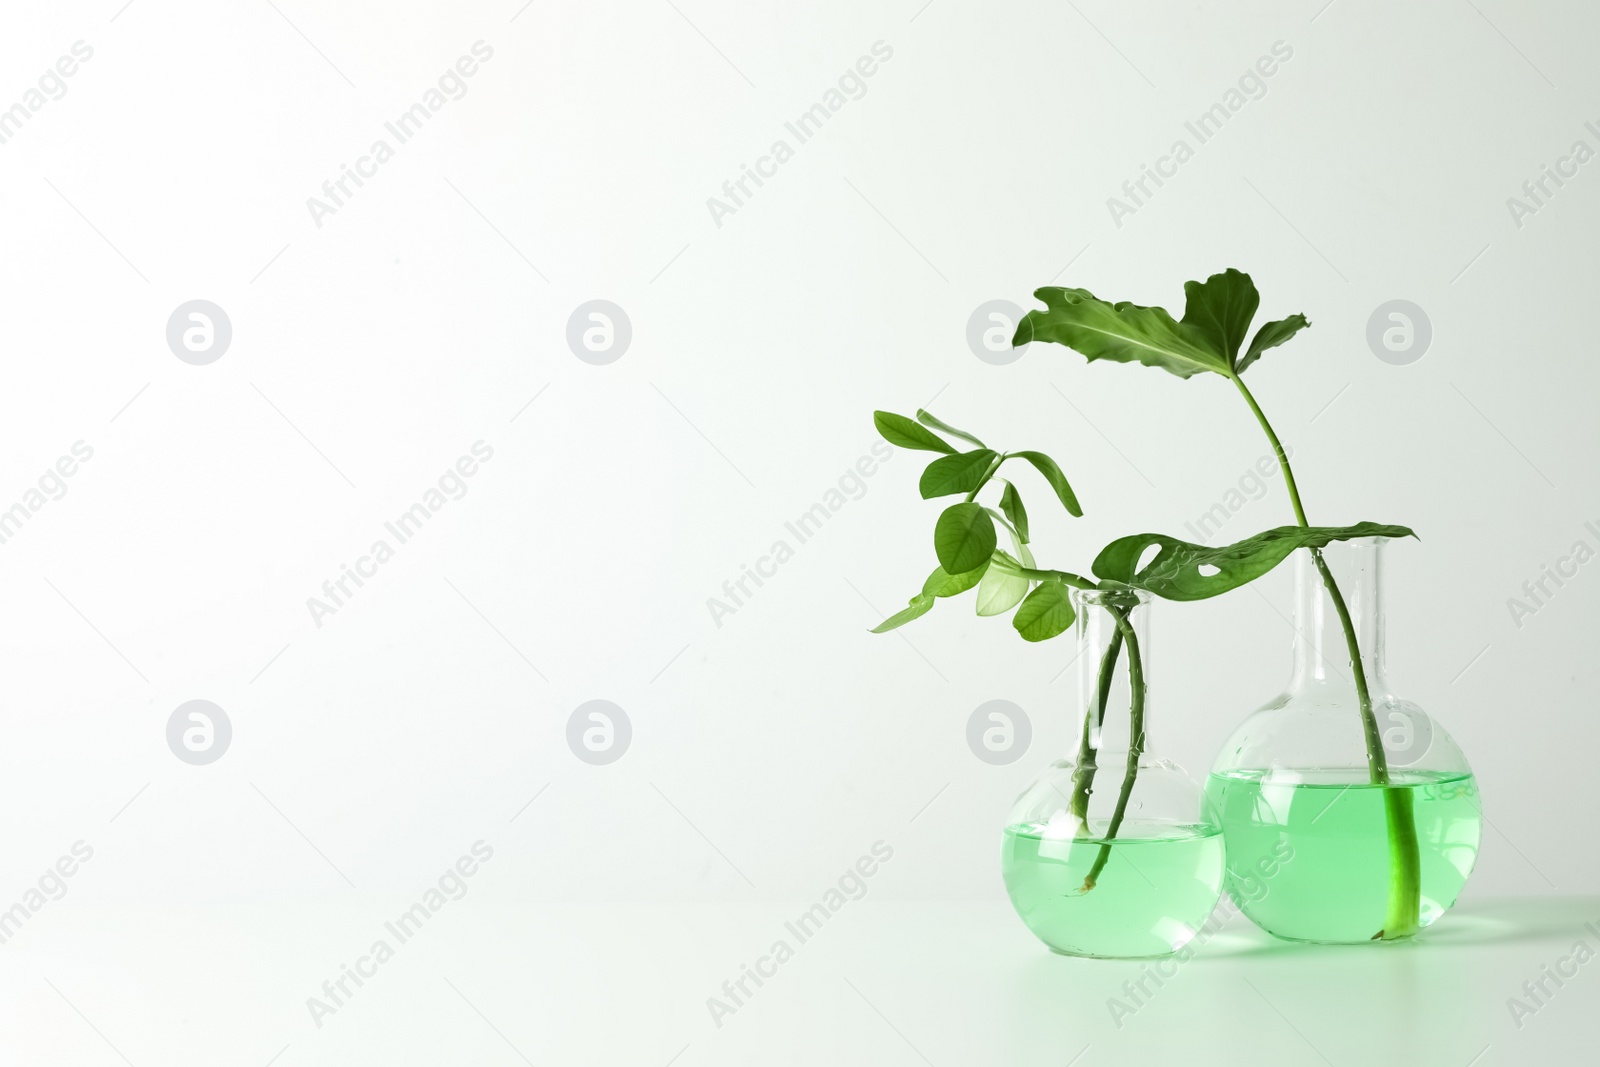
left=1289, top=538, right=1390, bottom=694
left=1072, top=589, right=1151, bottom=755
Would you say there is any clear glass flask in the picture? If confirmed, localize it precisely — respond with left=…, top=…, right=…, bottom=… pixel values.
left=1206, top=538, right=1482, bottom=942
left=1002, top=589, right=1224, bottom=958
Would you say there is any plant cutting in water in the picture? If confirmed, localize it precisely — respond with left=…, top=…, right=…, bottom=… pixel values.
left=1015, top=268, right=1427, bottom=940
left=867, top=409, right=1402, bottom=903
left=868, top=408, right=1148, bottom=893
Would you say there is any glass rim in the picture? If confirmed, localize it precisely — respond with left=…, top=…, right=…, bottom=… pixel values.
left=1072, top=587, right=1153, bottom=606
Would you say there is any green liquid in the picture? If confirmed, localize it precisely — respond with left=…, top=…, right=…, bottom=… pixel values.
left=1001, top=822, right=1224, bottom=958
left=1204, top=769, right=1481, bottom=943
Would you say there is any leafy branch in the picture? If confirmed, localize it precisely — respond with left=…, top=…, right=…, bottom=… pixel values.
left=1016, top=268, right=1424, bottom=937
left=869, top=408, right=1087, bottom=643
left=866, top=405, right=1400, bottom=900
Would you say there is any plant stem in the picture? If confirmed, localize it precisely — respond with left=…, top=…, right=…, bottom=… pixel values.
left=965, top=454, right=1007, bottom=502
left=1231, top=374, right=1421, bottom=938
left=1081, top=603, right=1144, bottom=892
left=1068, top=623, right=1124, bottom=833
left=1016, top=566, right=1098, bottom=589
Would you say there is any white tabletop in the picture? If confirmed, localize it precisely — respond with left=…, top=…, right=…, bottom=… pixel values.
left=3, top=895, right=1593, bottom=1065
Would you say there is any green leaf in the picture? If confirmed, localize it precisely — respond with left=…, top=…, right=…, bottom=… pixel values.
left=1014, top=286, right=1230, bottom=380
left=1093, top=522, right=1418, bottom=602
left=984, top=510, right=1034, bottom=566
left=1237, top=313, right=1311, bottom=374
left=934, top=502, right=997, bottom=574
left=922, top=560, right=990, bottom=598
left=1181, top=269, right=1259, bottom=367
left=873, top=411, right=956, bottom=454
left=1013, top=581, right=1077, bottom=642
left=919, top=449, right=998, bottom=499
left=998, top=479, right=1029, bottom=543
left=1012, top=451, right=1083, bottom=518
left=976, top=550, right=1030, bottom=617
left=870, top=593, right=936, bottom=633
left=916, top=409, right=985, bottom=449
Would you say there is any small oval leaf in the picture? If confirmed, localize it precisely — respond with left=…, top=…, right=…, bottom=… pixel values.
left=1012, top=450, right=1083, bottom=518
left=870, top=593, right=936, bottom=633
left=999, top=479, right=1029, bottom=543
left=922, top=561, right=989, bottom=598
left=919, top=449, right=998, bottom=499
left=873, top=411, right=956, bottom=454
left=934, top=503, right=997, bottom=575
left=1013, top=582, right=1077, bottom=642
left=976, top=559, right=1029, bottom=617
left=916, top=409, right=986, bottom=449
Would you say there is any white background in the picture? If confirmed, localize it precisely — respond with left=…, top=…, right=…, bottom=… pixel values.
left=0, top=1, right=1596, bottom=1063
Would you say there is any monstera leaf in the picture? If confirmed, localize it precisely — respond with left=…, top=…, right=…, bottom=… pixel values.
left=1237, top=312, right=1310, bottom=374
left=1014, top=286, right=1228, bottom=379
left=1094, top=522, right=1417, bottom=602
left=1181, top=269, right=1259, bottom=365
left=1015, top=270, right=1309, bottom=378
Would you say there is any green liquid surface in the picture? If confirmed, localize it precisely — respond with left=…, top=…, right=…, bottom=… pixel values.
left=1001, top=822, right=1224, bottom=958
left=1204, top=769, right=1481, bottom=943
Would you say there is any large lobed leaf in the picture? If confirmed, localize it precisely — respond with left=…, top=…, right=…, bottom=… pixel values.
left=1181, top=269, right=1258, bottom=364
left=1093, top=522, right=1417, bottom=602
left=1237, top=312, right=1310, bottom=374
left=1013, top=286, right=1228, bottom=379
left=1015, top=270, right=1311, bottom=378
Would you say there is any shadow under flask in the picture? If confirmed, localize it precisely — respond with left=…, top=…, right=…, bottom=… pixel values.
left=1002, top=589, right=1224, bottom=958
left=1206, top=538, right=1482, bottom=943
